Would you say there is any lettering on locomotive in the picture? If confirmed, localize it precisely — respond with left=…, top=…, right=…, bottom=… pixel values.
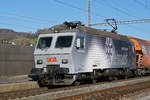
left=47, top=57, right=57, bottom=62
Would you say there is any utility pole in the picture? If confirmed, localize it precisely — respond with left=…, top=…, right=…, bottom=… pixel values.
left=88, top=0, right=91, bottom=27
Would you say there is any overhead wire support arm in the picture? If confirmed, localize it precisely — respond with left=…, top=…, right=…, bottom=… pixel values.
left=89, top=19, right=150, bottom=26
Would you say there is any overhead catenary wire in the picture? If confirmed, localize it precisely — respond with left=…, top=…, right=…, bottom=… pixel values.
left=54, top=0, right=107, bottom=19
left=0, top=15, right=51, bottom=25
left=134, top=0, right=150, bottom=10
left=90, top=19, right=150, bottom=26
left=1, top=12, right=54, bottom=25
left=121, top=24, right=150, bottom=38
left=0, top=0, right=149, bottom=38
left=93, top=0, right=150, bottom=36
left=92, top=18, right=150, bottom=35
left=0, top=22, right=37, bottom=30
left=108, top=0, right=143, bottom=19
left=95, top=0, right=140, bottom=19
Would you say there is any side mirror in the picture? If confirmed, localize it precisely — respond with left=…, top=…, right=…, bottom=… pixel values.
left=76, top=38, right=81, bottom=48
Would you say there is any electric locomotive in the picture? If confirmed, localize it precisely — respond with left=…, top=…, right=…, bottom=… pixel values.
left=33, top=22, right=136, bottom=85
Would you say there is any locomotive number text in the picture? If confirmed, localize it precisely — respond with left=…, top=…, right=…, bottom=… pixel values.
left=47, top=57, right=57, bottom=62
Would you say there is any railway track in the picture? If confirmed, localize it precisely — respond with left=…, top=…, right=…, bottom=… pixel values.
left=0, top=81, right=39, bottom=93
left=0, top=82, right=92, bottom=100
left=58, top=80, right=150, bottom=100
left=0, top=87, right=48, bottom=100
left=0, top=76, right=150, bottom=100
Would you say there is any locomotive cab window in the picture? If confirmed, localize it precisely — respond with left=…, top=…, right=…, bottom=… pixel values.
left=55, top=36, right=73, bottom=48
left=37, top=37, right=52, bottom=49
left=75, top=37, right=85, bottom=49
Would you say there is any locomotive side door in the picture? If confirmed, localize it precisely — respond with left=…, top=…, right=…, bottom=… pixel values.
left=72, top=33, right=87, bottom=73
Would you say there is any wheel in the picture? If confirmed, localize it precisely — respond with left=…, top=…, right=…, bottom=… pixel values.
left=137, top=69, right=142, bottom=76
left=108, top=76, right=113, bottom=81
left=38, top=80, right=44, bottom=87
left=113, top=76, right=118, bottom=80
left=92, top=80, right=97, bottom=84
left=124, top=75, right=128, bottom=79
left=74, top=81, right=80, bottom=86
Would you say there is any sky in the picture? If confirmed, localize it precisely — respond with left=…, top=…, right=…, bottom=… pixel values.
left=0, top=0, right=150, bottom=40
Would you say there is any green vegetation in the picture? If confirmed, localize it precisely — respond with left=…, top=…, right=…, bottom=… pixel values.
left=11, top=37, right=37, bottom=46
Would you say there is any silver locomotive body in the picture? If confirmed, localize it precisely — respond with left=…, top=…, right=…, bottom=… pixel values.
left=34, top=23, right=136, bottom=85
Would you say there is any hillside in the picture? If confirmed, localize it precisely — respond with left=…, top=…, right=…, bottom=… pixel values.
left=0, top=29, right=37, bottom=46
left=0, top=29, right=36, bottom=40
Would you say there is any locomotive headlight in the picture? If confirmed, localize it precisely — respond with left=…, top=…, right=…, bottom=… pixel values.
left=62, top=59, right=68, bottom=64
left=37, top=60, right=43, bottom=64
